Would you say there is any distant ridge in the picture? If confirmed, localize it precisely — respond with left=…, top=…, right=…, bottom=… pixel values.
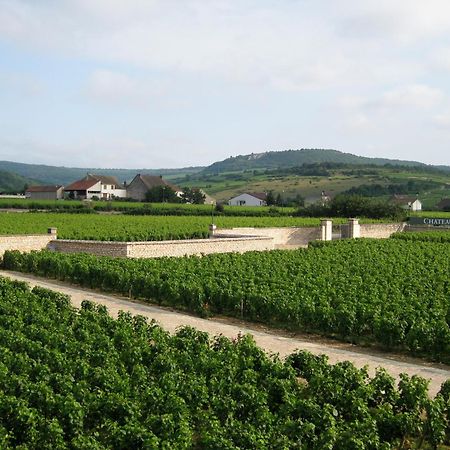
left=0, top=149, right=448, bottom=185
left=202, top=149, right=444, bottom=174
left=0, top=161, right=203, bottom=186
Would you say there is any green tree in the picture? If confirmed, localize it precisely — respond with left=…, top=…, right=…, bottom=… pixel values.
left=266, top=191, right=276, bottom=206
left=181, top=187, right=206, bottom=204
left=145, top=186, right=180, bottom=203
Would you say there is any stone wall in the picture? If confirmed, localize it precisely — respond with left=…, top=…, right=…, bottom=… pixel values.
left=128, top=236, right=274, bottom=258
left=0, top=234, right=55, bottom=256
left=216, top=223, right=405, bottom=245
left=50, top=236, right=274, bottom=259
left=359, top=223, right=405, bottom=239
left=0, top=222, right=407, bottom=261
left=48, top=240, right=128, bottom=257
left=215, top=227, right=320, bottom=249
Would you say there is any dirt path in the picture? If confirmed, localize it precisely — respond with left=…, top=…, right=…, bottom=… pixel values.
left=1, top=270, right=449, bottom=396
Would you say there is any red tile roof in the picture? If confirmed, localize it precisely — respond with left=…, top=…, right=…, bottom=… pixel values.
left=65, top=179, right=99, bottom=191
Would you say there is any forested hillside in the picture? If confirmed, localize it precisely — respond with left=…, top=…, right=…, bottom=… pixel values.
left=0, top=170, right=39, bottom=193
left=0, top=161, right=202, bottom=186
left=201, top=149, right=439, bottom=174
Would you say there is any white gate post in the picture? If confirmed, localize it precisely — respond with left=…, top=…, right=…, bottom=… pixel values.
left=348, top=218, right=360, bottom=239
left=320, top=219, right=332, bottom=241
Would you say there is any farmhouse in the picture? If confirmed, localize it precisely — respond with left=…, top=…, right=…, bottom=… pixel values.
left=229, top=192, right=267, bottom=206
left=65, top=174, right=126, bottom=200
left=391, top=195, right=422, bottom=211
left=85, top=174, right=127, bottom=199
left=25, top=185, right=64, bottom=200
left=127, top=174, right=181, bottom=201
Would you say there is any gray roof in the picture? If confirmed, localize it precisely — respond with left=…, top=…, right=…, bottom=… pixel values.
left=26, top=185, right=63, bottom=193
left=135, top=174, right=179, bottom=191
left=85, top=174, right=121, bottom=187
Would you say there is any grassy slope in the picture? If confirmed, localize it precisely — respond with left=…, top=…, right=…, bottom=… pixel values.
left=179, top=167, right=450, bottom=207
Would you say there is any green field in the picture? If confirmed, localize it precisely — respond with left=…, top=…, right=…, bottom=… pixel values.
left=0, top=212, right=383, bottom=241
left=179, top=165, right=450, bottom=207
left=5, top=239, right=449, bottom=362
left=393, top=231, right=450, bottom=243
left=0, top=276, right=447, bottom=448
left=0, top=198, right=297, bottom=216
left=410, top=211, right=450, bottom=218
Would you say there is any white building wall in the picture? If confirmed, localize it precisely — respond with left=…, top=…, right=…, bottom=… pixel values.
left=410, top=200, right=422, bottom=211
left=85, top=181, right=102, bottom=200
left=100, top=185, right=127, bottom=199
left=228, top=193, right=266, bottom=206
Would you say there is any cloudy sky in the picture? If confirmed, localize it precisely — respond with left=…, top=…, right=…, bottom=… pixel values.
left=1, top=0, right=450, bottom=168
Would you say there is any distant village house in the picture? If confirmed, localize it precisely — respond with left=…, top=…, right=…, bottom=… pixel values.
left=25, top=185, right=64, bottom=200
left=126, top=174, right=181, bottom=201
left=64, top=174, right=126, bottom=200
left=391, top=195, right=422, bottom=211
left=228, top=192, right=267, bottom=206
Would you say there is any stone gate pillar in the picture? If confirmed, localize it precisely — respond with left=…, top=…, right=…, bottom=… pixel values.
left=47, top=227, right=57, bottom=238
left=348, top=218, right=360, bottom=239
left=320, top=219, right=332, bottom=241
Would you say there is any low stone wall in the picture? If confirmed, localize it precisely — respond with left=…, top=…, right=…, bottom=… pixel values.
left=0, top=234, right=56, bottom=256
left=50, top=236, right=274, bottom=258
left=359, top=223, right=405, bottom=239
left=215, top=227, right=320, bottom=249
left=48, top=240, right=128, bottom=257
left=217, top=223, right=405, bottom=246
left=0, top=222, right=407, bottom=260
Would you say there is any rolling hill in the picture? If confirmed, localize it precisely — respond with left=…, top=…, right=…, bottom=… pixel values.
left=201, top=149, right=445, bottom=174
left=0, top=161, right=203, bottom=186
left=0, top=170, right=40, bottom=193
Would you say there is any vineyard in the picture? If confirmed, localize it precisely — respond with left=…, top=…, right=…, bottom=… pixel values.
left=0, top=276, right=448, bottom=448
left=4, top=239, right=449, bottom=363
left=0, top=198, right=297, bottom=216
left=0, top=212, right=355, bottom=241
left=392, top=231, right=450, bottom=243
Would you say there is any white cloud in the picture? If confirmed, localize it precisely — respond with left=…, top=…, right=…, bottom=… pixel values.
left=433, top=113, right=450, bottom=129
left=85, top=69, right=167, bottom=107
left=2, top=1, right=450, bottom=167
left=0, top=72, right=45, bottom=96
left=0, top=0, right=431, bottom=91
left=338, top=84, right=444, bottom=115
left=336, top=0, right=450, bottom=43
left=379, top=84, right=444, bottom=109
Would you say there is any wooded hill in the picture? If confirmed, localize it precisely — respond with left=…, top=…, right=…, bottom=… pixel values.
left=0, top=170, right=39, bottom=193
left=201, top=149, right=449, bottom=174
left=1, top=149, right=448, bottom=186
left=0, top=160, right=202, bottom=186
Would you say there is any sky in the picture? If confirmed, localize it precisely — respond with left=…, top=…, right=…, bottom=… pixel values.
left=1, top=0, right=450, bottom=169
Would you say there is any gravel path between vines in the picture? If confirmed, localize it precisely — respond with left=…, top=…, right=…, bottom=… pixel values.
left=1, top=270, right=449, bottom=397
